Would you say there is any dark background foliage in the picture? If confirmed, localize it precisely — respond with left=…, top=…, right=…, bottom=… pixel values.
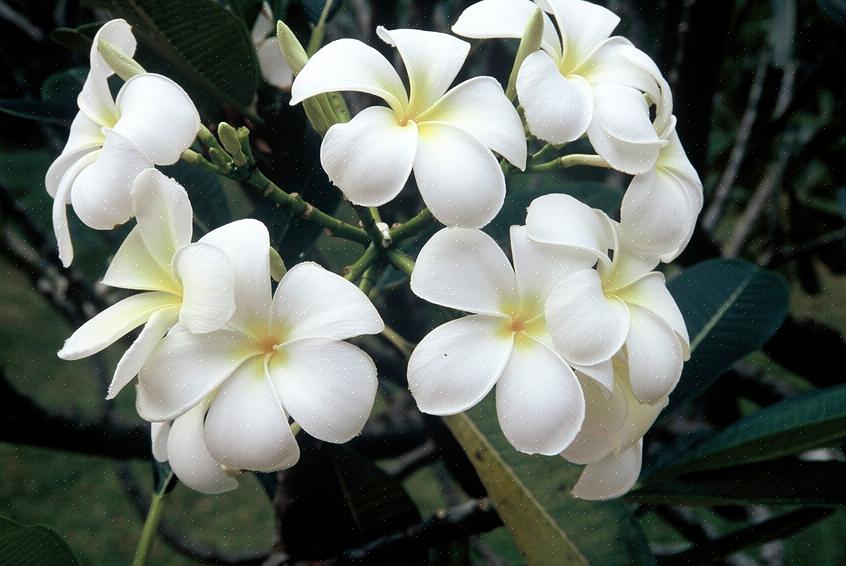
left=1, top=0, right=845, bottom=564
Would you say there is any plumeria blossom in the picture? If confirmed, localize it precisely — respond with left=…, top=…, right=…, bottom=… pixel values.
left=453, top=0, right=670, bottom=174
left=526, top=194, right=690, bottom=405
left=407, top=226, right=617, bottom=456
left=45, top=19, right=200, bottom=266
left=136, top=223, right=384, bottom=494
left=252, top=2, right=293, bottom=90
left=562, top=360, right=667, bottom=500
left=58, top=169, right=236, bottom=399
left=620, top=116, right=704, bottom=262
left=290, top=27, right=526, bottom=228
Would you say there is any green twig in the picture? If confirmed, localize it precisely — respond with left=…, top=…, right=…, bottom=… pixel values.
left=389, top=208, right=435, bottom=242
left=386, top=248, right=415, bottom=277
left=381, top=324, right=415, bottom=358
left=306, top=0, right=334, bottom=56
left=131, top=472, right=173, bottom=566
left=527, top=153, right=611, bottom=173
left=344, top=244, right=380, bottom=282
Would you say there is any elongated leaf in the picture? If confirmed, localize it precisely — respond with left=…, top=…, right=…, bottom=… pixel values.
left=0, top=515, right=79, bottom=566
left=0, top=99, right=74, bottom=125
left=445, top=397, right=654, bottom=565
left=84, top=0, right=260, bottom=112
left=649, top=384, right=846, bottom=479
left=629, top=460, right=846, bottom=507
left=666, top=259, right=789, bottom=413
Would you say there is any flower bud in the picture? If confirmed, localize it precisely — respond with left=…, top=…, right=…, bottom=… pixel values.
left=218, top=122, right=247, bottom=167
left=276, top=21, right=308, bottom=76
left=506, top=7, right=544, bottom=100
left=98, top=39, right=146, bottom=81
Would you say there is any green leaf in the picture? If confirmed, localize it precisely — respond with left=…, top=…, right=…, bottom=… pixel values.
left=0, top=515, right=79, bottom=566
left=83, top=0, right=260, bottom=112
left=445, top=396, right=654, bottom=565
left=628, top=460, right=846, bottom=507
left=0, top=67, right=87, bottom=126
left=648, top=384, right=846, bottom=480
left=665, top=259, right=790, bottom=413
left=50, top=23, right=103, bottom=53
left=0, top=99, right=74, bottom=125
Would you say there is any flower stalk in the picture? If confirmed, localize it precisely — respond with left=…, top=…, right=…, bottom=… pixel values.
left=131, top=471, right=173, bottom=566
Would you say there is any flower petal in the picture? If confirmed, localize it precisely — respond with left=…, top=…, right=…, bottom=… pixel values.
left=64, top=112, right=106, bottom=155
left=411, top=227, right=516, bottom=315
left=545, top=269, right=629, bottom=366
left=560, top=375, right=627, bottom=464
left=625, top=304, right=684, bottom=404
left=46, top=144, right=100, bottom=200
left=257, top=37, right=294, bottom=90
left=58, top=292, right=178, bottom=360
left=414, top=121, right=506, bottom=228
left=50, top=148, right=100, bottom=267
left=205, top=356, right=300, bottom=472
left=510, top=225, right=595, bottom=307
left=517, top=50, right=593, bottom=144
left=103, top=227, right=178, bottom=292
left=290, top=38, right=408, bottom=114
left=620, top=168, right=694, bottom=259
left=615, top=273, right=689, bottom=359
left=525, top=193, right=613, bottom=260
left=77, top=19, right=136, bottom=126
left=114, top=74, right=200, bottom=165
left=131, top=168, right=194, bottom=270
left=71, top=129, right=151, bottom=230
left=539, top=0, right=619, bottom=68
left=136, top=325, right=257, bottom=421
left=174, top=243, right=237, bottom=334
left=271, top=262, right=383, bottom=342
left=269, top=338, right=377, bottom=443
left=376, top=27, right=469, bottom=115
left=151, top=421, right=170, bottom=462
left=320, top=106, right=418, bottom=206
left=571, top=439, right=642, bottom=500
left=199, top=219, right=273, bottom=334
left=496, top=339, right=584, bottom=455
left=107, top=305, right=179, bottom=399
left=452, top=0, right=562, bottom=58
left=418, top=76, right=526, bottom=170
left=571, top=358, right=615, bottom=394
left=587, top=83, right=662, bottom=175
left=575, top=37, right=658, bottom=98
left=168, top=401, right=239, bottom=494
left=408, top=315, right=514, bottom=415
left=618, top=44, right=673, bottom=134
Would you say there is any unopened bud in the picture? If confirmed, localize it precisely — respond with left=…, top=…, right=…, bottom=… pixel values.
left=218, top=122, right=247, bottom=166
left=506, top=7, right=544, bottom=100
left=98, top=39, right=146, bottom=81
left=276, top=21, right=308, bottom=76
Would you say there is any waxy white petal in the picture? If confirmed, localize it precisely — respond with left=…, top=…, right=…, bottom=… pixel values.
left=58, top=292, right=178, bottom=360
left=408, top=315, right=513, bottom=415
left=77, top=19, right=136, bottom=126
left=204, top=356, right=300, bottom=472
left=199, top=219, right=273, bottom=334
left=173, top=243, right=236, bottom=334
left=151, top=421, right=170, bottom=462
left=108, top=306, right=179, bottom=399
left=560, top=376, right=627, bottom=464
left=625, top=305, right=683, bottom=404
left=168, top=402, right=239, bottom=494
left=496, top=339, right=584, bottom=455
left=572, top=358, right=615, bottom=395
left=320, top=106, right=418, bottom=206
left=517, top=50, right=593, bottom=144
left=271, top=262, right=383, bottom=342
left=411, top=227, right=516, bottom=315
left=114, top=74, right=200, bottom=165
left=50, top=147, right=100, bottom=267
left=546, top=269, right=629, bottom=366
left=103, top=227, right=177, bottom=292
left=525, top=193, right=613, bottom=260
left=419, top=76, right=527, bottom=170
left=269, top=338, right=377, bottom=443
left=136, top=325, right=257, bottom=421
left=376, top=27, right=469, bottom=114
left=452, top=0, right=562, bottom=58
left=575, top=37, right=657, bottom=97
left=587, top=83, right=662, bottom=175
left=572, top=439, right=642, bottom=500
left=131, top=168, right=194, bottom=271
left=615, top=272, right=689, bottom=359
left=46, top=144, right=99, bottom=200
left=257, top=37, right=293, bottom=90
left=64, top=112, right=105, bottom=155
left=71, top=129, right=151, bottom=230
left=290, top=38, right=408, bottom=114
left=413, top=122, right=506, bottom=229
left=539, top=0, right=619, bottom=68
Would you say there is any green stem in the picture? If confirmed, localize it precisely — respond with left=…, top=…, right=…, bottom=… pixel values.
left=353, top=204, right=387, bottom=247
left=527, top=153, right=611, bottom=173
left=247, top=169, right=369, bottom=244
left=381, top=324, right=414, bottom=359
left=386, top=248, right=415, bottom=277
left=306, top=0, right=334, bottom=56
left=131, top=482, right=170, bottom=566
left=344, top=244, right=379, bottom=282
left=389, top=208, right=435, bottom=242
left=358, top=264, right=378, bottom=295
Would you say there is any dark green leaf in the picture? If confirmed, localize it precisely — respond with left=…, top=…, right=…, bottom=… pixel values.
left=227, top=0, right=264, bottom=24
left=83, top=0, right=260, bottom=112
left=0, top=515, right=79, bottom=566
left=50, top=23, right=103, bottom=53
left=0, top=99, right=74, bottom=125
left=628, top=460, right=846, bottom=507
left=648, top=384, right=846, bottom=479
left=41, top=68, right=87, bottom=106
left=665, top=259, right=790, bottom=413
left=445, top=396, right=654, bottom=565
left=0, top=67, right=87, bottom=126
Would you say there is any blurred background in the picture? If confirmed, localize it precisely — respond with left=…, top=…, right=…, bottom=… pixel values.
left=1, top=0, right=845, bottom=564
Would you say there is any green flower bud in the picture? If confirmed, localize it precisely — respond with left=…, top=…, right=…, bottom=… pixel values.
left=98, top=39, right=146, bottom=81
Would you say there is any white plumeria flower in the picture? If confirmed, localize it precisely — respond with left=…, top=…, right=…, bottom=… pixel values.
left=562, top=361, right=666, bottom=500
left=620, top=116, right=704, bottom=262
left=453, top=0, right=669, bottom=174
left=45, top=19, right=200, bottom=266
left=252, top=2, right=293, bottom=90
left=526, top=194, right=690, bottom=404
left=290, top=27, right=527, bottom=228
left=407, top=226, right=613, bottom=456
left=136, top=222, right=384, bottom=494
left=58, top=169, right=236, bottom=399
